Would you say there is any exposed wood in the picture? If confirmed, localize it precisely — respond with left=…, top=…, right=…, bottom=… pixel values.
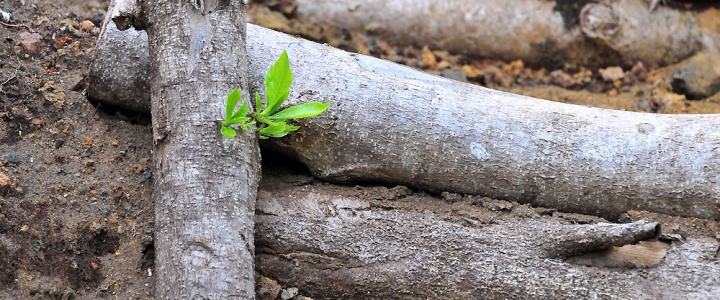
left=253, top=174, right=720, bottom=299
left=140, top=0, right=261, bottom=298
left=292, top=0, right=713, bottom=68
left=89, top=24, right=720, bottom=221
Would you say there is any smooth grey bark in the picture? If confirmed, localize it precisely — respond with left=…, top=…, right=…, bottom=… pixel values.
left=294, top=0, right=713, bottom=68
left=254, top=177, right=720, bottom=299
left=89, top=24, right=720, bottom=221
left=142, top=0, right=260, bottom=298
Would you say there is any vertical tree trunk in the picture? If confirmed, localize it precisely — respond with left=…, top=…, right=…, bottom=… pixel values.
left=144, top=0, right=260, bottom=298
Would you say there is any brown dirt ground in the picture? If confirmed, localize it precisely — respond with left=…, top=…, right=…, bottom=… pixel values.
left=0, top=0, right=718, bottom=299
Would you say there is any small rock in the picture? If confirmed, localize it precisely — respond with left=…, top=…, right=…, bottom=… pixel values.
left=34, top=16, right=50, bottom=26
left=1, top=9, right=10, bottom=22
left=69, top=41, right=82, bottom=56
left=481, top=198, right=514, bottom=211
left=18, top=32, right=43, bottom=56
left=2, top=148, right=21, bottom=164
left=82, top=137, right=94, bottom=149
left=441, top=191, right=462, bottom=202
left=30, top=119, right=44, bottom=130
left=483, top=65, right=512, bottom=87
left=390, top=185, right=412, bottom=198
left=461, top=64, right=483, bottom=78
left=502, top=60, right=525, bottom=77
left=90, top=13, right=105, bottom=25
left=38, top=81, right=66, bottom=108
left=256, top=276, right=281, bottom=300
left=436, top=60, right=452, bottom=70
left=0, top=172, right=12, bottom=188
left=599, top=66, right=625, bottom=82
left=549, top=69, right=575, bottom=88
left=669, top=51, right=720, bottom=100
left=80, top=20, right=95, bottom=32
left=280, top=287, right=298, bottom=300
left=630, top=62, right=647, bottom=81
left=421, top=48, right=437, bottom=69
left=441, top=69, right=467, bottom=83
left=573, top=68, right=593, bottom=86
left=55, top=36, right=72, bottom=49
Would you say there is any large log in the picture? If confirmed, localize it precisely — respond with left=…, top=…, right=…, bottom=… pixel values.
left=253, top=172, right=720, bottom=299
left=89, top=24, right=720, bottom=221
left=141, top=0, right=260, bottom=298
left=289, top=0, right=716, bottom=68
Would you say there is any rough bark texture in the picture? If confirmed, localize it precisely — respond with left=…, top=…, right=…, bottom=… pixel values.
left=142, top=0, right=260, bottom=298
left=253, top=175, right=720, bottom=299
left=578, top=0, right=703, bottom=66
left=89, top=24, right=720, bottom=221
left=253, top=30, right=720, bottom=221
left=294, top=0, right=713, bottom=68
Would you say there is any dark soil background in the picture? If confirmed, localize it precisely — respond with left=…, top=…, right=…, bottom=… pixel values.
left=1, top=0, right=719, bottom=299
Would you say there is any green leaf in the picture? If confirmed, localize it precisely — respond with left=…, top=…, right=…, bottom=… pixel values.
left=241, top=120, right=255, bottom=130
left=226, top=88, right=241, bottom=119
left=224, top=116, right=249, bottom=126
left=220, top=126, right=236, bottom=138
left=255, top=92, right=262, bottom=113
left=267, top=132, right=290, bottom=138
left=258, top=121, right=287, bottom=136
left=263, top=50, right=293, bottom=115
left=230, top=101, right=249, bottom=121
left=220, top=112, right=250, bottom=127
left=269, top=102, right=330, bottom=121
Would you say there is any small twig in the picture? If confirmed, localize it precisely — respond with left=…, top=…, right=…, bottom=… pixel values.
left=95, top=280, right=116, bottom=295
left=0, top=21, right=32, bottom=31
left=0, top=71, right=17, bottom=93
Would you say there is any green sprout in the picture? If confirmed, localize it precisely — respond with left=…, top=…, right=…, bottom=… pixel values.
left=220, top=50, right=329, bottom=139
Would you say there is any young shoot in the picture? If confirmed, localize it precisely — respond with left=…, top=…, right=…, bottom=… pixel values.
left=221, top=50, right=329, bottom=139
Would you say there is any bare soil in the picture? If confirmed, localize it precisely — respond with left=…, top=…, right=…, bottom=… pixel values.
left=1, top=0, right=718, bottom=299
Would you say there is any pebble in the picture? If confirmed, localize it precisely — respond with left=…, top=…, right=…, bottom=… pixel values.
left=549, top=69, right=575, bottom=88
left=441, top=69, right=467, bottom=83
left=669, top=51, right=720, bottom=100
left=421, top=48, right=437, bottom=69
left=256, top=276, right=281, bottom=300
left=599, top=66, right=625, bottom=82
left=90, top=13, right=105, bottom=25
left=80, top=20, right=95, bottom=32
left=280, top=287, right=298, bottom=300
left=38, top=81, right=66, bottom=108
left=461, top=64, right=483, bottom=78
left=1, top=9, right=10, bottom=22
left=18, top=32, right=43, bottom=56
left=483, top=65, right=512, bottom=87
left=0, top=171, right=12, bottom=188
left=441, top=191, right=462, bottom=202
left=2, top=148, right=21, bottom=164
left=630, top=62, right=647, bottom=81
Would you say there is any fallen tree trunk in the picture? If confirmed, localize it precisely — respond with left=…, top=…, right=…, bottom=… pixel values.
left=141, top=0, right=260, bottom=298
left=253, top=174, right=720, bottom=299
left=89, top=24, right=720, bottom=220
left=289, top=0, right=717, bottom=68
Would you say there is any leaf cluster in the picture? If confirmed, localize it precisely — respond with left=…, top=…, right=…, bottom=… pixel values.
left=221, top=50, right=329, bottom=139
